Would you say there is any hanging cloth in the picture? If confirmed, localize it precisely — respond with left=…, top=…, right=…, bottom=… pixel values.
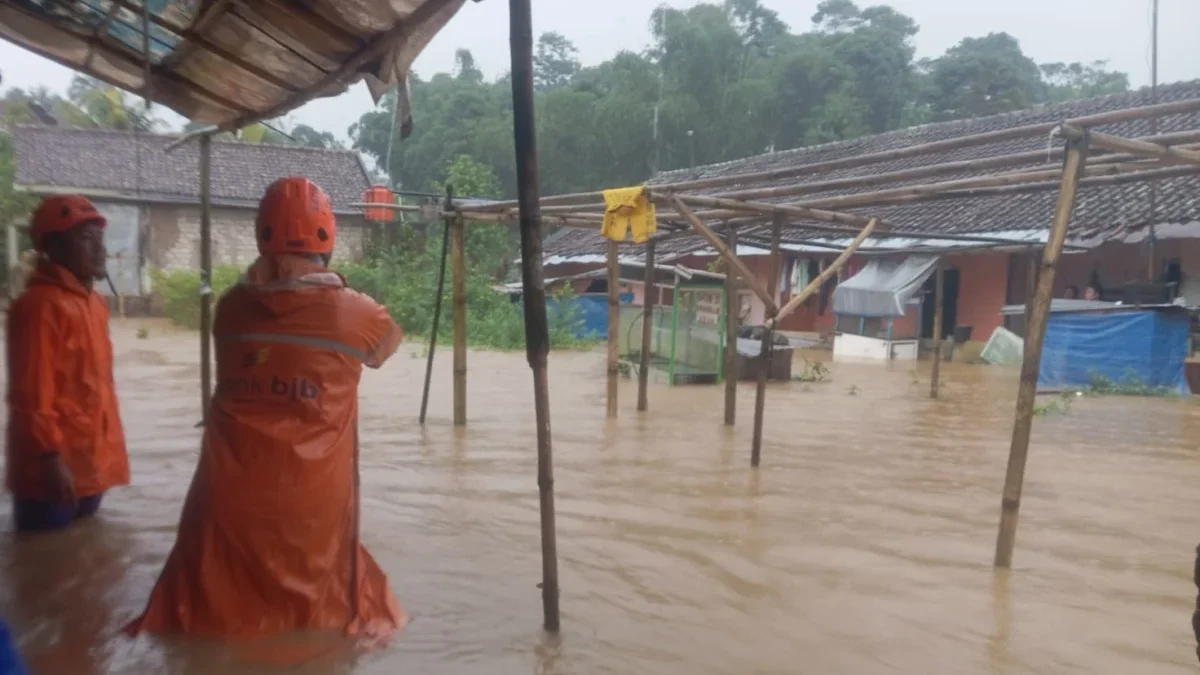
left=601, top=186, right=657, bottom=243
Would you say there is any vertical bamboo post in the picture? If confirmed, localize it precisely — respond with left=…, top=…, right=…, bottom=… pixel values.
left=419, top=188, right=453, bottom=424
left=751, top=214, right=783, bottom=467
left=723, top=226, right=739, bottom=426
left=198, top=133, right=213, bottom=420
left=930, top=263, right=945, bottom=398
left=994, top=131, right=1089, bottom=568
left=450, top=216, right=467, bottom=426
left=509, top=0, right=559, bottom=632
left=607, top=239, right=619, bottom=418
left=637, top=241, right=654, bottom=411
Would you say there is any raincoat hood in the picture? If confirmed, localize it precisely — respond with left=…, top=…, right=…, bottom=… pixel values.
left=239, top=255, right=347, bottom=317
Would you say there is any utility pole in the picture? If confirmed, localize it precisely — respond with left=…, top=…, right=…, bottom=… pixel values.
left=1147, top=0, right=1159, bottom=281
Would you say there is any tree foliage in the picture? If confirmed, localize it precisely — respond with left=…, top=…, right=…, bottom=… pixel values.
left=350, top=0, right=1129, bottom=201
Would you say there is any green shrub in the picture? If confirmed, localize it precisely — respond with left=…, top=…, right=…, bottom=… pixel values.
left=151, top=233, right=594, bottom=352
left=150, top=265, right=241, bottom=330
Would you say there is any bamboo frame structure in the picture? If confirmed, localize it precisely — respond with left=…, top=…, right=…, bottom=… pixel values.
left=930, top=264, right=945, bottom=399
left=358, top=96, right=1200, bottom=576
left=198, top=133, right=214, bottom=419
left=750, top=216, right=783, bottom=467
left=451, top=216, right=467, bottom=426
left=419, top=200, right=453, bottom=425
left=607, top=240, right=620, bottom=419
left=994, top=132, right=1090, bottom=568
left=638, top=242, right=655, bottom=412
left=508, top=0, right=559, bottom=632
left=724, top=227, right=739, bottom=426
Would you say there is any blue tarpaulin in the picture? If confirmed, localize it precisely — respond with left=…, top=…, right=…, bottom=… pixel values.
left=545, top=293, right=633, bottom=339
left=1038, top=309, right=1190, bottom=393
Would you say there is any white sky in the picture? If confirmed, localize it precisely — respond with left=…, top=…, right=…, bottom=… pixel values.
left=1, top=0, right=1197, bottom=143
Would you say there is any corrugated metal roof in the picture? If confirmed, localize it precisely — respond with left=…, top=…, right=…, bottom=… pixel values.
left=0, top=0, right=470, bottom=135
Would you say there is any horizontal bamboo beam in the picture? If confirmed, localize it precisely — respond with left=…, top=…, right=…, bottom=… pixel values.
left=1059, top=124, right=1200, bottom=166
left=768, top=218, right=879, bottom=328
left=671, top=196, right=778, bottom=313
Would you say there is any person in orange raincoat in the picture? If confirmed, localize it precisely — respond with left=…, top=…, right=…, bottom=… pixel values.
left=6, top=195, right=130, bottom=533
left=126, top=177, right=406, bottom=642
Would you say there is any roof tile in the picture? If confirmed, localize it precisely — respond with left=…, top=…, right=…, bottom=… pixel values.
left=12, top=126, right=372, bottom=212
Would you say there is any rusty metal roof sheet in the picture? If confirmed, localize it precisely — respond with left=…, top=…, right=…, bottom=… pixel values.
left=0, top=0, right=470, bottom=136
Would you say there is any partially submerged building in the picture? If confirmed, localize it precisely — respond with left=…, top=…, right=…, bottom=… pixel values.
left=540, top=81, right=1200, bottom=352
left=11, top=126, right=373, bottom=297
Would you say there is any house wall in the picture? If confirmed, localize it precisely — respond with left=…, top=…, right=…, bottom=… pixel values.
left=144, top=205, right=368, bottom=273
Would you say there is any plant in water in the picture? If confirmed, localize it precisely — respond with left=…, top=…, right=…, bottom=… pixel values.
left=1084, top=371, right=1178, bottom=398
left=136, top=327, right=149, bottom=340
left=794, top=358, right=830, bottom=383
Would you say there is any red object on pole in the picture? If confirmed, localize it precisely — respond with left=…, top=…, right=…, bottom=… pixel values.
left=363, top=185, right=395, bottom=222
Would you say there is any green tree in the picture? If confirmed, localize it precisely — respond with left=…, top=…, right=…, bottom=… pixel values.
left=291, top=123, right=342, bottom=149
left=67, top=76, right=160, bottom=131
left=534, top=32, right=582, bottom=90
left=925, top=33, right=1044, bottom=119
left=1040, top=61, right=1130, bottom=102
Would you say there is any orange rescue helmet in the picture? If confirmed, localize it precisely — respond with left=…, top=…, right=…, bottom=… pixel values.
left=255, top=177, right=336, bottom=256
left=30, top=194, right=107, bottom=251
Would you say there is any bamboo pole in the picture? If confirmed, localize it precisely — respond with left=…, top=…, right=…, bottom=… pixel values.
left=508, top=0, right=559, bottom=632
left=198, top=133, right=213, bottom=419
left=637, top=241, right=654, bottom=412
left=994, top=132, right=1090, bottom=569
left=750, top=216, right=783, bottom=467
left=607, top=239, right=620, bottom=419
left=450, top=216, right=467, bottom=426
left=723, top=226, right=739, bottom=426
left=769, top=218, right=880, bottom=327
left=670, top=196, right=778, bottom=313
left=419, top=203, right=452, bottom=425
left=1059, top=124, right=1200, bottom=166
left=930, top=263, right=945, bottom=399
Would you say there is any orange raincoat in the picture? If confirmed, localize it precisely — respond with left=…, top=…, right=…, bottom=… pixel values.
left=5, top=259, right=130, bottom=501
left=127, top=255, right=405, bottom=640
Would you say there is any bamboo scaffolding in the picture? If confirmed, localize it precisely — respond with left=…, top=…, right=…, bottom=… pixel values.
left=419, top=199, right=452, bottom=425
left=463, top=97, right=1200, bottom=213
left=451, top=216, right=467, bottom=426
left=994, top=133, right=1090, bottom=569
left=670, top=197, right=778, bottom=313
left=769, top=219, right=880, bottom=328
left=607, top=239, right=620, bottom=419
left=637, top=241, right=654, bottom=412
left=750, top=216, right=783, bottom=468
left=1059, top=125, right=1200, bottom=166
left=198, top=134, right=214, bottom=419
left=930, top=264, right=945, bottom=399
left=724, top=226, right=739, bottom=426
left=508, top=0, right=559, bottom=632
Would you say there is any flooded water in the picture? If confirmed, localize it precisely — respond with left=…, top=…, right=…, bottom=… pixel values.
left=2, top=320, right=1199, bottom=674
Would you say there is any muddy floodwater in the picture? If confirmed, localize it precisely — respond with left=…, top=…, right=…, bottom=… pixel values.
left=2, top=320, right=1200, bottom=674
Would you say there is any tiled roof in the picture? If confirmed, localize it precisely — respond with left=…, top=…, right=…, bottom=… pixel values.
left=12, top=126, right=371, bottom=213
left=546, top=80, right=1200, bottom=261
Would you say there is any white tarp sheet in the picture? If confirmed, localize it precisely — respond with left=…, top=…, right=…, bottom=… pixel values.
left=832, top=255, right=940, bottom=317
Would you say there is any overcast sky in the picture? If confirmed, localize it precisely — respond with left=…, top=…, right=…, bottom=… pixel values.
left=2, top=0, right=1198, bottom=143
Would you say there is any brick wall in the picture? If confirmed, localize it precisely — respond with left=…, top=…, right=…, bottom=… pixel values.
left=145, top=204, right=368, bottom=273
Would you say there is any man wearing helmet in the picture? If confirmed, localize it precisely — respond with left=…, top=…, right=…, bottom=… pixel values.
left=6, top=195, right=130, bottom=532
left=127, top=177, right=407, bottom=642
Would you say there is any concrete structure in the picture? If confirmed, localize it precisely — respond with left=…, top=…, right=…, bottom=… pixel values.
left=11, top=126, right=373, bottom=299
